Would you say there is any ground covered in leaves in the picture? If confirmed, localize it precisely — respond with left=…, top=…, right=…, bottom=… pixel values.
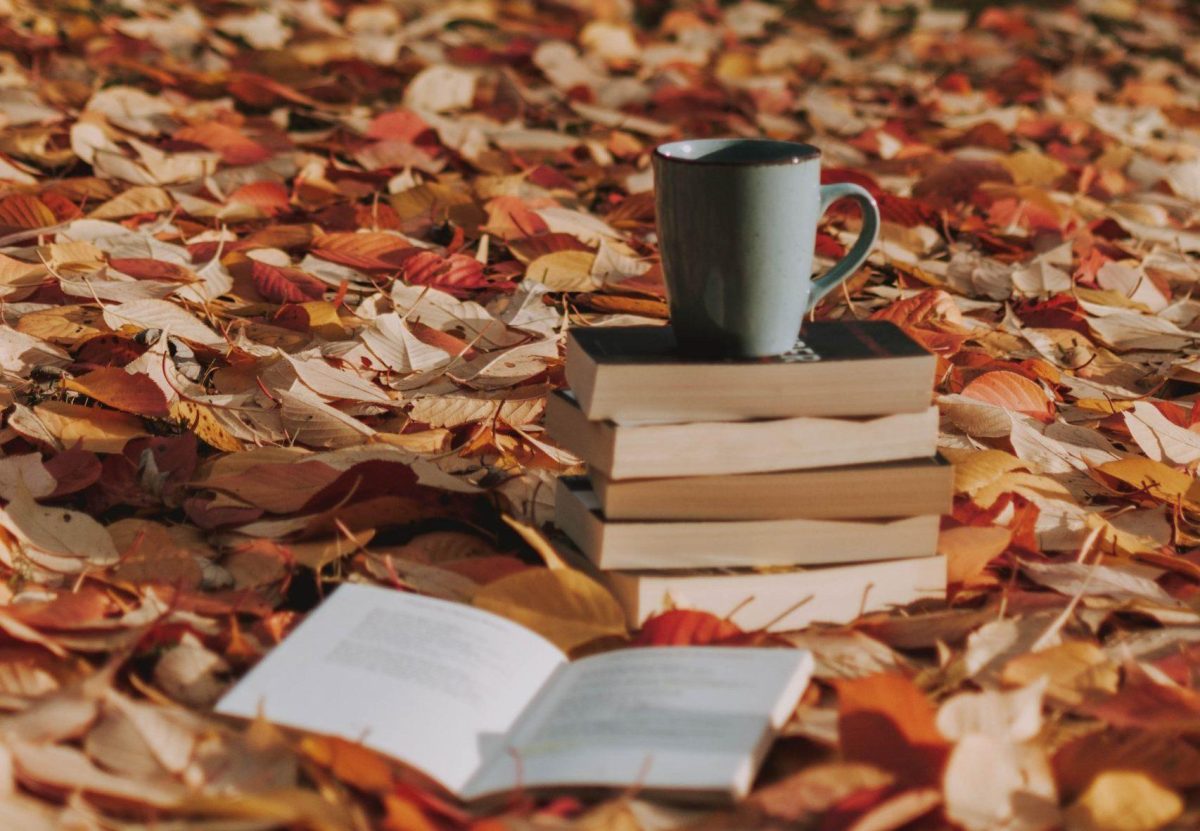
left=1, top=0, right=1200, bottom=828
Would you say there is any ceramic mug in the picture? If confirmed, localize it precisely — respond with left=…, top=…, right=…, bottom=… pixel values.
left=653, top=138, right=880, bottom=357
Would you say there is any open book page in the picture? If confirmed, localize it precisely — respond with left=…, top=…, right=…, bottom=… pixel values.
left=215, top=584, right=566, bottom=795
left=463, top=647, right=813, bottom=801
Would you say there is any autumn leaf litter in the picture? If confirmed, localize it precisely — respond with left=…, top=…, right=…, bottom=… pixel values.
left=1, top=0, right=1200, bottom=828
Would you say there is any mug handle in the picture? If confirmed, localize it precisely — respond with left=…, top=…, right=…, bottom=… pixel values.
left=807, top=183, right=881, bottom=311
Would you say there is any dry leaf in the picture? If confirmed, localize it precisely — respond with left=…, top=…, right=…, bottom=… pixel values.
left=472, top=568, right=627, bottom=652
left=1064, top=771, right=1182, bottom=831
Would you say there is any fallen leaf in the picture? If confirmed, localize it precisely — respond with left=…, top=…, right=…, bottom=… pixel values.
left=835, top=674, right=949, bottom=785
left=939, top=525, right=1011, bottom=585
left=960, top=371, right=1054, bottom=423
left=1064, top=771, right=1182, bottom=831
left=64, top=367, right=169, bottom=417
left=472, top=567, right=627, bottom=652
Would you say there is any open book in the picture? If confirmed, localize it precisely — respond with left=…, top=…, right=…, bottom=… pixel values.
left=216, top=584, right=813, bottom=803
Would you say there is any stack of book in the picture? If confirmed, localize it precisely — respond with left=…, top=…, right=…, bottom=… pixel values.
left=549, top=320, right=950, bottom=632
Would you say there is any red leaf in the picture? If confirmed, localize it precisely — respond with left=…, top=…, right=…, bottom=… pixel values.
left=36, top=190, right=83, bottom=222
left=108, top=258, right=199, bottom=283
left=961, top=370, right=1054, bottom=422
left=634, top=609, right=745, bottom=646
left=366, top=109, right=431, bottom=142
left=63, top=367, right=169, bottom=417
left=401, top=250, right=489, bottom=297
left=250, top=260, right=326, bottom=304
left=815, top=231, right=846, bottom=259
left=72, top=333, right=148, bottom=367
left=174, top=122, right=272, bottom=165
left=44, top=444, right=102, bottom=497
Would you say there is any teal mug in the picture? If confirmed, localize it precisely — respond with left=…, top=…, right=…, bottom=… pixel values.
left=653, top=138, right=880, bottom=358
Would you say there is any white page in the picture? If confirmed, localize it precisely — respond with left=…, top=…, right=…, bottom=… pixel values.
left=215, top=584, right=565, bottom=794
left=463, top=647, right=813, bottom=800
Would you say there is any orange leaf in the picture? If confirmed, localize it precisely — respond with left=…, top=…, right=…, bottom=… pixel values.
left=64, top=368, right=169, bottom=417
left=302, top=736, right=394, bottom=793
left=938, top=525, right=1011, bottom=585
left=836, top=673, right=949, bottom=786
left=960, top=370, right=1054, bottom=422
left=406, top=320, right=477, bottom=360
left=634, top=609, right=744, bottom=646
left=0, top=193, right=56, bottom=231
left=311, top=232, right=416, bottom=271
left=366, top=109, right=430, bottom=142
left=228, top=181, right=290, bottom=214
left=175, top=122, right=272, bottom=165
left=484, top=196, right=550, bottom=240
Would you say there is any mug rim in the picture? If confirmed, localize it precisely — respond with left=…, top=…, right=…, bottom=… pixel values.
left=653, top=138, right=820, bottom=167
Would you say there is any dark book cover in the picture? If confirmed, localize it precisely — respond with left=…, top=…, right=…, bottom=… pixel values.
left=568, top=320, right=929, bottom=366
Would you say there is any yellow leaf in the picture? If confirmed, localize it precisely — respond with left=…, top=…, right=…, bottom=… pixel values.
left=170, top=400, right=244, bottom=452
left=939, top=525, right=1011, bottom=585
left=973, top=471, right=1073, bottom=510
left=32, top=400, right=148, bottom=452
left=524, top=250, right=598, bottom=292
left=1095, top=458, right=1195, bottom=504
left=15, top=305, right=107, bottom=345
left=297, top=301, right=348, bottom=338
left=472, top=568, right=627, bottom=652
left=1001, top=150, right=1067, bottom=187
left=951, top=449, right=1027, bottom=496
left=88, top=185, right=174, bottom=220
left=372, top=428, right=453, bottom=453
left=501, top=514, right=569, bottom=570
left=716, top=52, right=756, bottom=82
left=1000, top=641, right=1118, bottom=706
left=1065, top=771, right=1182, bottom=831
left=1072, top=398, right=1134, bottom=416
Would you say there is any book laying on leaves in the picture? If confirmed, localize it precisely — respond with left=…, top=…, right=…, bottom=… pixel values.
left=605, top=556, right=947, bottom=630
left=591, top=456, right=954, bottom=521
left=546, top=390, right=938, bottom=480
left=216, top=584, right=814, bottom=804
left=564, top=321, right=935, bottom=422
left=556, top=477, right=940, bottom=569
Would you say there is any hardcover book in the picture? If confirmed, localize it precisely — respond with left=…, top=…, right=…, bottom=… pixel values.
left=591, top=456, right=954, bottom=521
left=555, top=477, right=940, bottom=570
left=216, top=585, right=813, bottom=804
left=564, top=320, right=935, bottom=422
left=546, top=390, right=938, bottom=480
